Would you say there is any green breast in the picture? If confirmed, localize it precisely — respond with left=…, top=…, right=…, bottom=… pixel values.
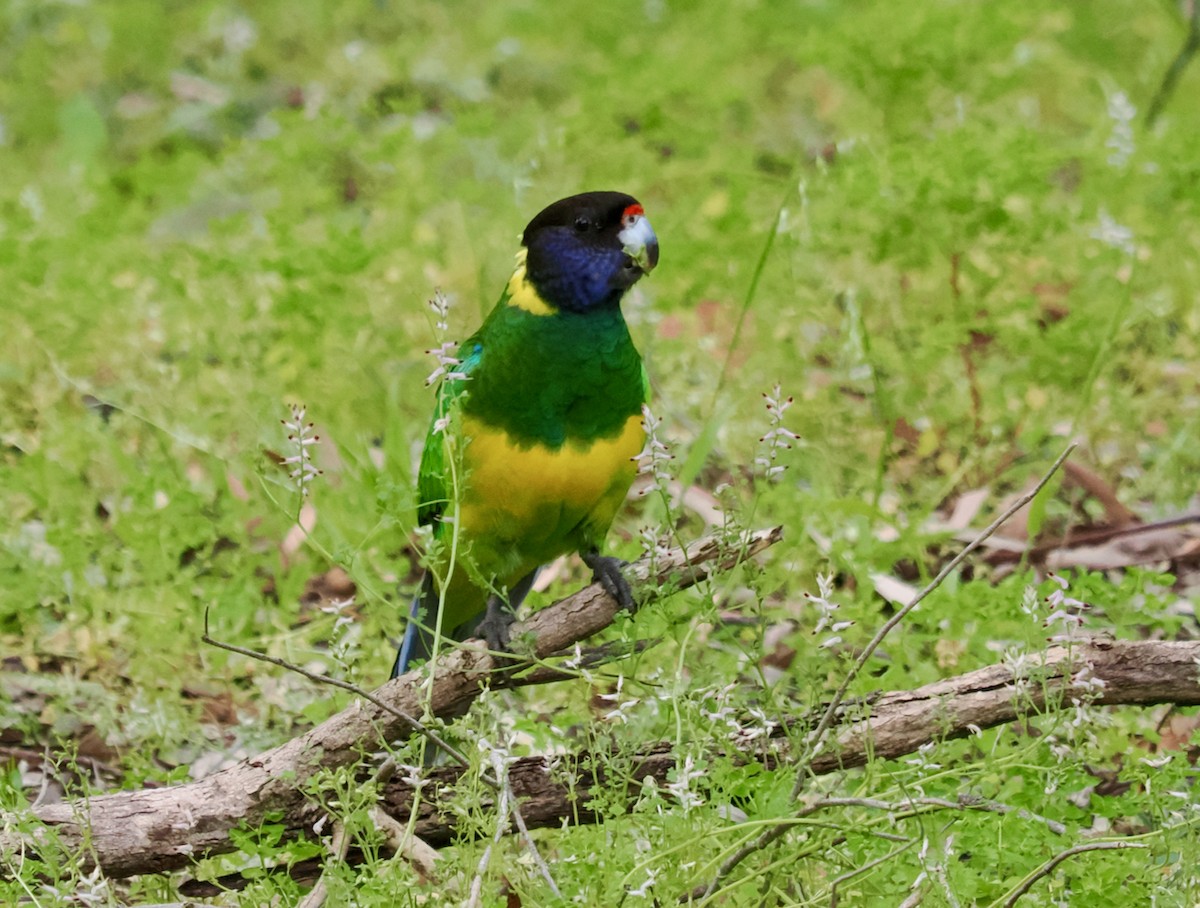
left=463, top=303, right=646, bottom=448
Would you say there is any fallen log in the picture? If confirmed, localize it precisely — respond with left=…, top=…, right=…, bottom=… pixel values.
left=308, top=636, right=1200, bottom=841
left=186, top=636, right=1200, bottom=895
left=0, top=527, right=783, bottom=878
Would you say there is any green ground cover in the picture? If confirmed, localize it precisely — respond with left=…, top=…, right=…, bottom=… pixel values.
left=2, top=1, right=1199, bottom=904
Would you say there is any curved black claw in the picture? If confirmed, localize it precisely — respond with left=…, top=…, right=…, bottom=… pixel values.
left=475, top=594, right=516, bottom=653
left=582, top=551, right=636, bottom=612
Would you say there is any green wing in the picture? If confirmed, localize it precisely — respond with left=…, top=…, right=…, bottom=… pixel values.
left=416, top=338, right=483, bottom=529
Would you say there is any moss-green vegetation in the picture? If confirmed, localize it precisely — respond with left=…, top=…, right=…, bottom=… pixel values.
left=3, top=0, right=1198, bottom=904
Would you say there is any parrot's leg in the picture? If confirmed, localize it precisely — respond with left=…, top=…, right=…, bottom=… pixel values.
left=473, top=568, right=540, bottom=654
left=582, top=550, right=636, bottom=611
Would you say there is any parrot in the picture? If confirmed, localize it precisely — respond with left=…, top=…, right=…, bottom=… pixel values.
left=392, top=191, right=660, bottom=677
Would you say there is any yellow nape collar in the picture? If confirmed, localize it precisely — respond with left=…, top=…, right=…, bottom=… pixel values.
left=505, top=249, right=555, bottom=316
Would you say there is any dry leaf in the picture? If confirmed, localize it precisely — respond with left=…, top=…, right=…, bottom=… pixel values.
left=1159, top=713, right=1200, bottom=752
left=300, top=567, right=357, bottom=606
left=1062, top=461, right=1137, bottom=527
left=871, top=573, right=917, bottom=606
left=280, top=502, right=318, bottom=568
left=226, top=470, right=250, bottom=502
left=946, top=488, right=990, bottom=532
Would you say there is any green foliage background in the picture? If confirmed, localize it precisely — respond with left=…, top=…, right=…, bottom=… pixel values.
left=2, top=0, right=1198, bottom=904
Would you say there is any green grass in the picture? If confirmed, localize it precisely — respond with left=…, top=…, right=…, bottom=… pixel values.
left=3, top=0, right=1200, bottom=904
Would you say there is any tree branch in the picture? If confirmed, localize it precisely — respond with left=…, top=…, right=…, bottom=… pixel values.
left=393, top=637, right=1200, bottom=839
left=0, top=526, right=782, bottom=879
left=1146, top=0, right=1200, bottom=128
left=183, top=636, right=1199, bottom=897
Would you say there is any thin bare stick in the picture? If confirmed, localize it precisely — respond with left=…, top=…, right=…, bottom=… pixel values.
left=984, top=511, right=1200, bottom=565
left=697, top=445, right=1075, bottom=901
left=802, top=444, right=1076, bottom=777
left=202, top=612, right=472, bottom=769
left=205, top=610, right=562, bottom=884
left=787, top=795, right=1066, bottom=837
left=295, top=821, right=348, bottom=908
left=1145, top=0, right=1200, bottom=127
left=511, top=792, right=562, bottom=898
left=949, top=795, right=1065, bottom=836
left=465, top=751, right=512, bottom=908
left=828, top=839, right=918, bottom=908
left=687, top=792, right=1066, bottom=904
left=996, top=841, right=1148, bottom=908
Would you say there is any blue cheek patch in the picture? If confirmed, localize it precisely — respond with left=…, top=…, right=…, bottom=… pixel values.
left=533, top=236, right=624, bottom=312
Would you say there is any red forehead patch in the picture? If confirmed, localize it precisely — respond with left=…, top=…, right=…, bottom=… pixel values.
left=623, top=203, right=644, bottom=218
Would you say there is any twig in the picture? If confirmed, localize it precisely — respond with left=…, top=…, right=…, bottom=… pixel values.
left=828, top=839, right=918, bottom=908
left=465, top=750, right=513, bottom=908
left=795, top=795, right=1066, bottom=837
left=202, top=610, right=471, bottom=769
left=930, top=833, right=961, bottom=908
left=205, top=614, right=558, bottom=892
left=511, top=791, right=562, bottom=898
left=1146, top=0, right=1200, bottom=127
left=0, top=747, right=122, bottom=789
left=687, top=793, right=1066, bottom=904
left=696, top=445, right=1075, bottom=901
left=802, top=444, right=1075, bottom=776
left=514, top=638, right=659, bottom=686
left=952, top=794, right=1066, bottom=836
left=295, top=821, right=348, bottom=908
left=465, top=842, right=494, bottom=908
left=995, top=841, right=1148, bottom=908
left=1041, top=511, right=1197, bottom=553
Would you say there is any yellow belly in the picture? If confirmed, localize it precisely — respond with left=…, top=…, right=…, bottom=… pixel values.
left=455, top=413, right=643, bottom=581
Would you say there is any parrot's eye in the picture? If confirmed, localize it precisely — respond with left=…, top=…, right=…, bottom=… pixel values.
left=573, top=216, right=592, bottom=233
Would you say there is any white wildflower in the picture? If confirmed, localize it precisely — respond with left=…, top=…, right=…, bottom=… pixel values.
left=424, top=340, right=463, bottom=386
left=281, top=404, right=322, bottom=496
left=597, top=674, right=640, bottom=724
left=428, top=289, right=452, bottom=333
left=1071, top=663, right=1107, bottom=694
left=1090, top=209, right=1135, bottom=256
left=628, top=867, right=659, bottom=898
left=756, top=383, right=799, bottom=483
left=1019, top=584, right=1040, bottom=622
left=666, top=754, right=705, bottom=813
left=1105, top=90, right=1136, bottom=168
left=807, top=572, right=853, bottom=645
left=905, top=741, right=942, bottom=772
left=633, top=404, right=673, bottom=494
left=1044, top=572, right=1089, bottom=640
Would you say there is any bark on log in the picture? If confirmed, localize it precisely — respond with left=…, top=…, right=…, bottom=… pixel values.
left=0, top=527, right=783, bottom=878
left=184, top=636, right=1200, bottom=896
left=5, top=532, right=1198, bottom=883
left=300, top=637, right=1200, bottom=843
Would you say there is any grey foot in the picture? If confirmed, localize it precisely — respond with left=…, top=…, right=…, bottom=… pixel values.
left=474, top=594, right=516, bottom=653
left=582, top=551, right=636, bottom=611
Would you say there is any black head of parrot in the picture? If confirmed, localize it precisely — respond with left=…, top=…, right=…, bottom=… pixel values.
left=521, top=191, right=659, bottom=313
